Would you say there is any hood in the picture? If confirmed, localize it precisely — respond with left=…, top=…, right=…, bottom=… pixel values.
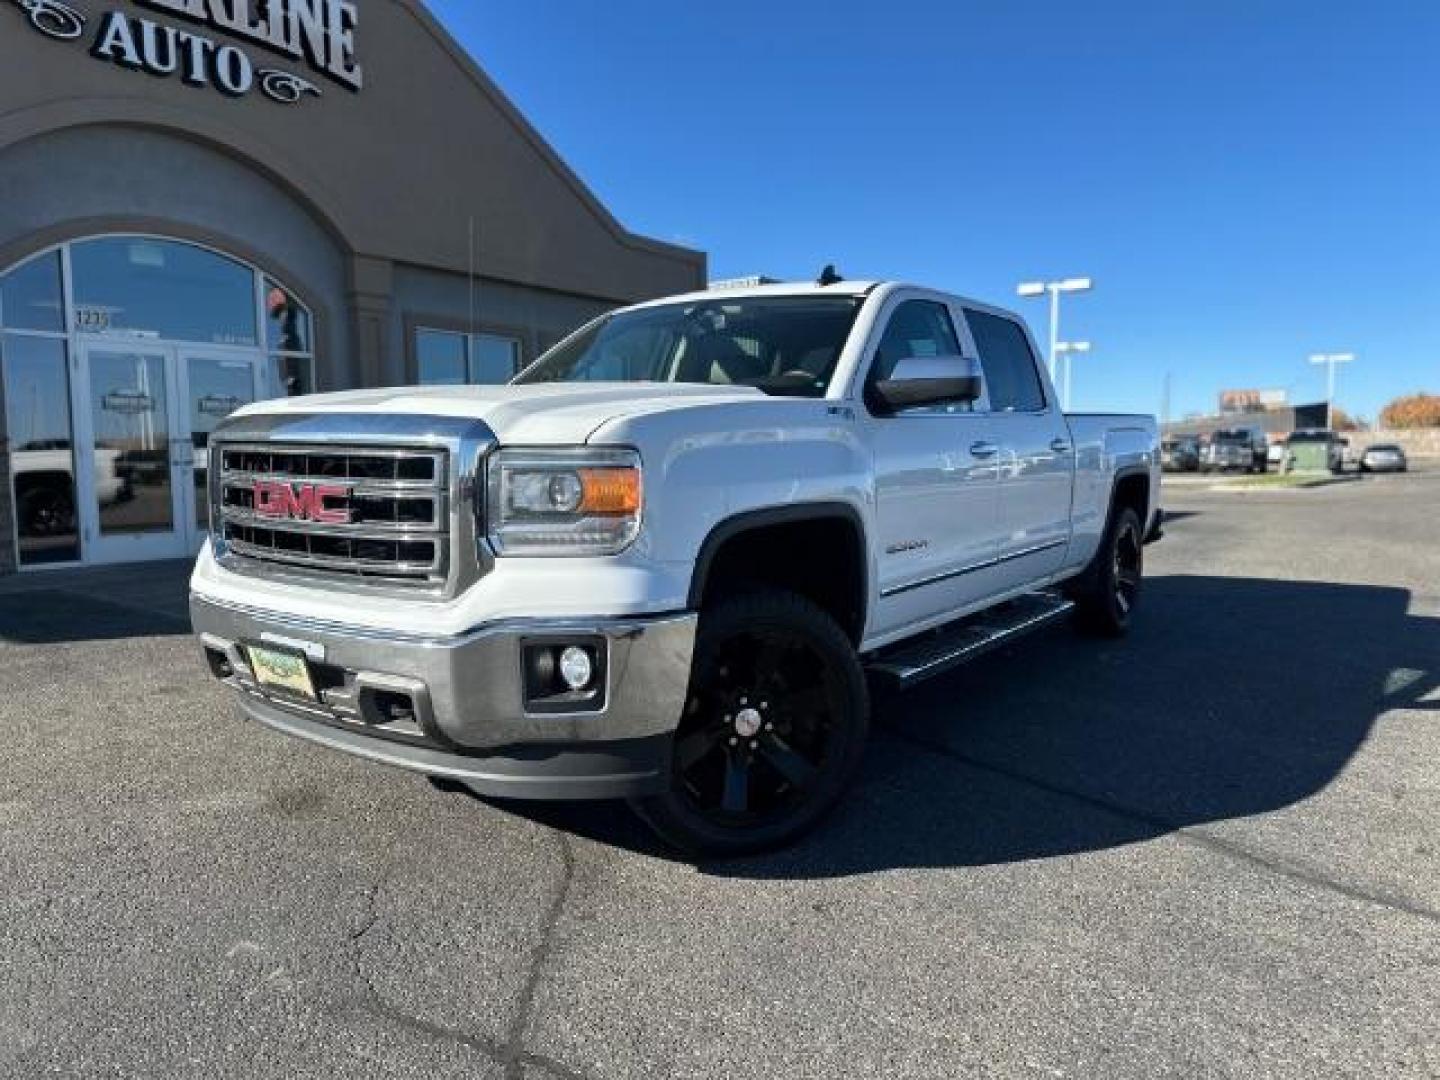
left=234, top=382, right=768, bottom=445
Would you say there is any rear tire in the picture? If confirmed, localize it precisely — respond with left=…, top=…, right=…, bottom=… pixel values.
left=1066, top=506, right=1144, bottom=638
left=631, top=589, right=869, bottom=858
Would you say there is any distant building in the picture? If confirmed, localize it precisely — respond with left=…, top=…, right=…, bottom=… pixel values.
left=1165, top=403, right=1329, bottom=442
left=1218, top=388, right=1288, bottom=414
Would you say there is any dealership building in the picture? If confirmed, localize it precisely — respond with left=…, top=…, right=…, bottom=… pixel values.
left=0, top=0, right=705, bottom=573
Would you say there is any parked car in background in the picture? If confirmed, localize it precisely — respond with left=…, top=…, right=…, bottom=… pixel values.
left=1202, top=427, right=1268, bottom=473
left=1359, top=443, right=1408, bottom=473
left=1162, top=436, right=1201, bottom=472
left=1286, top=429, right=1347, bottom=474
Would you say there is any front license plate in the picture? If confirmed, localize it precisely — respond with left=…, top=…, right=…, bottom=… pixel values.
left=248, top=644, right=318, bottom=701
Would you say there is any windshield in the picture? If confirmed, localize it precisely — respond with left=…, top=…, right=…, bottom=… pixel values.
left=515, top=295, right=864, bottom=398
left=1214, top=430, right=1252, bottom=444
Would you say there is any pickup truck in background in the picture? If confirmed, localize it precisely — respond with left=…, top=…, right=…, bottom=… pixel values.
left=1202, top=427, right=1268, bottom=473
left=13, top=444, right=130, bottom=539
left=191, top=277, right=1162, bottom=855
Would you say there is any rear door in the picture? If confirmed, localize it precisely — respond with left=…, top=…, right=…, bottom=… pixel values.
left=961, top=307, right=1074, bottom=588
left=864, top=294, right=1007, bottom=642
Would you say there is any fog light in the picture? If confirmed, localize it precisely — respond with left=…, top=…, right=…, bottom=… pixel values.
left=558, top=646, right=594, bottom=691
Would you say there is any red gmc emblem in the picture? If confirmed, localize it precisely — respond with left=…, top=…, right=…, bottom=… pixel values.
left=252, top=481, right=352, bottom=525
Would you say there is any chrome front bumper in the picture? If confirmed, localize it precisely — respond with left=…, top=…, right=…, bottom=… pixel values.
left=191, top=594, right=697, bottom=800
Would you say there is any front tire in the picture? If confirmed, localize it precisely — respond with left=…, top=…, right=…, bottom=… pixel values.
left=18, top=486, right=75, bottom=538
left=631, top=590, right=869, bottom=858
left=1066, top=506, right=1144, bottom=638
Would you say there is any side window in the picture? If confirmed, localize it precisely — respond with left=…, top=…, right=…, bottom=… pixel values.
left=870, top=300, right=961, bottom=384
left=964, top=308, right=1047, bottom=413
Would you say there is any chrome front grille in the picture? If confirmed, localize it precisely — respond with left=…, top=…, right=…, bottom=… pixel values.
left=215, top=444, right=450, bottom=585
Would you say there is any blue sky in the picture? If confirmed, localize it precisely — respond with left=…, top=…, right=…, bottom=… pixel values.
left=430, top=1, right=1438, bottom=422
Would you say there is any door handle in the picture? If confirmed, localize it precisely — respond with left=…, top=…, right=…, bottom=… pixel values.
left=970, top=441, right=999, bottom=459
left=1050, top=439, right=1072, bottom=454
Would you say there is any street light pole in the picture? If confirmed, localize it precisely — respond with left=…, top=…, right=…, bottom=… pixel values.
left=1309, top=352, right=1355, bottom=430
left=1018, top=277, right=1093, bottom=382
left=1048, top=287, right=1060, bottom=386
left=1055, top=341, right=1092, bottom=411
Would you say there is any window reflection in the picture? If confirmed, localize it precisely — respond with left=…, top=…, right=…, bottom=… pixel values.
left=4, top=335, right=81, bottom=563
left=0, top=252, right=65, bottom=334
left=266, top=355, right=314, bottom=398
left=71, top=238, right=258, bottom=346
left=416, top=329, right=467, bottom=385
left=2, top=238, right=319, bottom=566
left=265, top=278, right=311, bottom=354
left=473, top=335, right=519, bottom=383
left=187, top=355, right=255, bottom=527
left=415, top=328, right=522, bottom=385
left=88, top=349, right=173, bottom=536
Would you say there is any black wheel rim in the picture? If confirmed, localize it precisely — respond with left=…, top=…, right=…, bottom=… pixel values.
left=1113, top=521, right=1142, bottom=617
left=26, top=493, right=73, bottom=537
left=671, top=625, right=842, bottom=828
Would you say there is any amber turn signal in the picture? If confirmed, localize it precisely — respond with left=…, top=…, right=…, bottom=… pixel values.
left=578, top=467, right=642, bottom=515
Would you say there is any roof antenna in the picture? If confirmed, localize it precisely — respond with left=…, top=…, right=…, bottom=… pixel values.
left=817, top=264, right=843, bottom=287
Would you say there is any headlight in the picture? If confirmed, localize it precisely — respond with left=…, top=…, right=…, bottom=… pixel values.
left=485, top=448, right=642, bottom=556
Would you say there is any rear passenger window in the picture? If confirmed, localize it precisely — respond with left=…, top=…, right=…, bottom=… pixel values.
left=964, top=309, right=1047, bottom=412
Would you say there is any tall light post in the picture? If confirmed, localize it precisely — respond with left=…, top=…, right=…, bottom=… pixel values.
left=1018, top=277, right=1093, bottom=381
left=1309, top=352, right=1354, bottom=430
left=1054, top=341, right=1092, bottom=411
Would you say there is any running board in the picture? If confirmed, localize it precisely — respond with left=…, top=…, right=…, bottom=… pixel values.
left=865, top=592, right=1075, bottom=691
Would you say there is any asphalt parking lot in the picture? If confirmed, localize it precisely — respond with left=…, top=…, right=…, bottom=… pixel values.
left=2, top=467, right=1437, bottom=1079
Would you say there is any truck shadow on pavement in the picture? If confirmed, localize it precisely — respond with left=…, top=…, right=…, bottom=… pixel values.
left=0, top=589, right=190, bottom=644
left=501, top=574, right=1438, bottom=877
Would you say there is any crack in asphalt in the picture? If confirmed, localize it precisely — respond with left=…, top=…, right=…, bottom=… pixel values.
left=503, top=831, right=580, bottom=1080
left=884, top=729, right=1440, bottom=925
left=340, top=827, right=590, bottom=1080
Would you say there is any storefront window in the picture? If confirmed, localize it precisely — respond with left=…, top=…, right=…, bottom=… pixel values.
left=474, top=335, right=519, bottom=383
left=0, top=252, right=65, bottom=334
left=267, top=355, right=315, bottom=398
left=416, top=329, right=468, bottom=385
left=2, top=236, right=317, bottom=570
left=70, top=238, right=258, bottom=346
left=264, top=278, right=312, bottom=354
left=3, top=335, right=80, bottom=564
left=415, top=328, right=522, bottom=385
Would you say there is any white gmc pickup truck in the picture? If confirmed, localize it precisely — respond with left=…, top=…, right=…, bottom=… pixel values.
left=191, top=278, right=1161, bottom=855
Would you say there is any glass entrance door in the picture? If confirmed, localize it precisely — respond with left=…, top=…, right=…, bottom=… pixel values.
left=75, top=343, right=187, bottom=563
left=73, top=343, right=262, bottom=562
left=179, top=349, right=262, bottom=549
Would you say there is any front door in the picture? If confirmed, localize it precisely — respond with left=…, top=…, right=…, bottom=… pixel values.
left=73, top=342, right=262, bottom=562
left=864, top=295, right=1008, bottom=643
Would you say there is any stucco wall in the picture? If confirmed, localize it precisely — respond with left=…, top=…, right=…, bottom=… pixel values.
left=1347, top=430, right=1440, bottom=459
left=0, top=125, right=352, bottom=390
left=0, top=0, right=704, bottom=304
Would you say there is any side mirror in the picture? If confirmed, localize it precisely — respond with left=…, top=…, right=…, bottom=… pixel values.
left=869, top=355, right=983, bottom=415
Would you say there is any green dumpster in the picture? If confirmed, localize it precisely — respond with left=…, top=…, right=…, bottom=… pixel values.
left=1286, top=431, right=1343, bottom=473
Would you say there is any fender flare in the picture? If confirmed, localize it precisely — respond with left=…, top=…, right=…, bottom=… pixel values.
left=686, top=501, right=870, bottom=614
left=1110, top=464, right=1156, bottom=532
